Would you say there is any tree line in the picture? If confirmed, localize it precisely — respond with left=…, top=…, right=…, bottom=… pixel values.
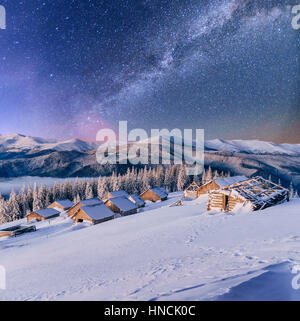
left=0, top=165, right=298, bottom=225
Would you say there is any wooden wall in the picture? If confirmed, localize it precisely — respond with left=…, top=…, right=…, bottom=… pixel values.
left=72, top=209, right=114, bottom=225
left=26, top=213, right=45, bottom=222
left=197, top=181, right=219, bottom=197
left=48, top=202, right=64, bottom=211
left=207, top=192, right=225, bottom=211
left=140, top=190, right=162, bottom=202
left=67, top=203, right=81, bottom=217
left=207, top=191, right=248, bottom=212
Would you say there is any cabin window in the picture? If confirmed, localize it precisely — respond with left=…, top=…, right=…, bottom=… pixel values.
left=77, top=219, right=83, bottom=223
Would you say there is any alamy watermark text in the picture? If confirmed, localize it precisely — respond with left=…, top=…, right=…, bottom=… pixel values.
left=0, top=5, right=6, bottom=30
left=292, top=4, right=300, bottom=30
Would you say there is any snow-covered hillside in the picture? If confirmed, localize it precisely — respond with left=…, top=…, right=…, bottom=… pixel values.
left=1, top=193, right=300, bottom=301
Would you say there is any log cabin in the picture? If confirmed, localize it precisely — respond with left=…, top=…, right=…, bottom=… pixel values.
left=197, top=176, right=248, bottom=197
left=48, top=199, right=74, bottom=212
left=140, top=187, right=168, bottom=202
left=128, top=194, right=146, bottom=208
left=71, top=204, right=115, bottom=225
left=105, top=197, right=138, bottom=216
left=207, top=176, right=289, bottom=212
left=26, top=208, right=60, bottom=222
left=184, top=182, right=200, bottom=198
left=103, top=190, right=129, bottom=201
left=67, top=198, right=103, bottom=217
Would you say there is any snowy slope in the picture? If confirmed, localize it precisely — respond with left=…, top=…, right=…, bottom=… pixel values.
left=1, top=194, right=300, bottom=301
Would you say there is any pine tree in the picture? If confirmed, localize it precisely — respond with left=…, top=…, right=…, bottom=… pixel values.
left=7, top=189, right=20, bottom=221
left=38, top=185, right=48, bottom=208
left=27, top=184, right=33, bottom=211
left=289, top=182, right=294, bottom=199
left=213, top=170, right=219, bottom=179
left=85, top=182, right=94, bottom=200
left=177, top=165, right=188, bottom=191
left=32, top=183, right=42, bottom=211
left=53, top=182, right=60, bottom=200
left=206, top=166, right=213, bottom=182
left=0, top=196, right=7, bottom=224
left=97, top=177, right=107, bottom=199
left=112, top=173, right=121, bottom=191
left=141, top=167, right=150, bottom=192
left=73, top=193, right=80, bottom=204
left=201, top=168, right=207, bottom=185
left=19, top=185, right=29, bottom=218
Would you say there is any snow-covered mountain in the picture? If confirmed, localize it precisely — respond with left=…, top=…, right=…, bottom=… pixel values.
left=1, top=133, right=300, bottom=156
left=0, top=134, right=299, bottom=191
left=0, top=134, right=98, bottom=152
left=205, top=139, right=300, bottom=156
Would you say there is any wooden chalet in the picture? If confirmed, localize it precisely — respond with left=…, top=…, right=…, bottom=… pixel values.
left=184, top=182, right=200, bottom=198
left=197, top=176, right=248, bottom=197
left=48, top=199, right=74, bottom=212
left=128, top=194, right=146, bottom=208
left=103, top=190, right=129, bottom=201
left=105, top=197, right=138, bottom=216
left=67, top=198, right=103, bottom=217
left=207, top=176, right=289, bottom=212
left=71, top=204, right=115, bottom=225
left=140, top=187, right=168, bottom=202
left=26, top=208, right=60, bottom=222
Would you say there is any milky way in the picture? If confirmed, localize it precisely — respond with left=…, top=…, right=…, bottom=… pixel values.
left=0, top=0, right=299, bottom=142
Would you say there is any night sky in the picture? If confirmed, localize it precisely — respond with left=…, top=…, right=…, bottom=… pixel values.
left=0, top=0, right=299, bottom=142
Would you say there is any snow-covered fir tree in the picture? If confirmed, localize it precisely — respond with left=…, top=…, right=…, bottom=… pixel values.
left=201, top=168, right=207, bottom=185
left=97, top=176, right=107, bottom=198
left=32, top=183, right=42, bottom=211
left=85, top=182, right=94, bottom=200
left=177, top=165, right=188, bottom=191
left=7, top=189, right=20, bottom=222
left=289, top=182, right=294, bottom=199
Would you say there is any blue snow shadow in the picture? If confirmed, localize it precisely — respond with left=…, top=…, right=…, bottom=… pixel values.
left=216, top=261, right=300, bottom=301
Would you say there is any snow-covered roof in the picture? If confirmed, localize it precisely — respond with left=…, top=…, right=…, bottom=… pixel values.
left=149, top=187, right=168, bottom=199
left=109, top=190, right=129, bottom=198
left=80, top=198, right=103, bottom=207
left=214, top=176, right=248, bottom=188
left=129, top=194, right=145, bottom=207
left=34, top=208, right=60, bottom=218
left=108, top=197, right=138, bottom=212
left=55, top=200, right=74, bottom=208
left=229, top=176, right=288, bottom=210
left=81, top=204, right=115, bottom=221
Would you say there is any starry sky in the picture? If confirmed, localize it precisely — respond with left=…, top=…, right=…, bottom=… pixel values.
left=0, top=0, right=299, bottom=142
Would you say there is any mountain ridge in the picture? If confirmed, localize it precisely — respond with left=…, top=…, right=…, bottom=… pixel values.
left=1, top=133, right=300, bottom=156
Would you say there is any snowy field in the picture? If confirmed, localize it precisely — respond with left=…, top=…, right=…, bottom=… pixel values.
left=1, top=193, right=300, bottom=301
